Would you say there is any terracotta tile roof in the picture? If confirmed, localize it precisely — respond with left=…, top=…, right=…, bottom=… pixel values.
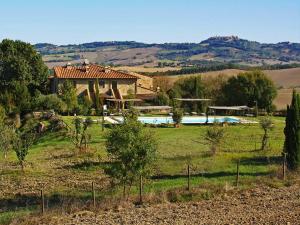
left=53, top=64, right=138, bottom=79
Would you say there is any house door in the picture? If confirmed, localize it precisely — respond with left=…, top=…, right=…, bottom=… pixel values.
left=88, top=80, right=94, bottom=92
left=112, top=80, right=118, bottom=89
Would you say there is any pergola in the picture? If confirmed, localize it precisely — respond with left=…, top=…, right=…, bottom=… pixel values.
left=132, top=105, right=172, bottom=112
left=106, top=98, right=142, bottom=110
left=174, top=98, right=212, bottom=113
left=174, top=98, right=212, bottom=102
left=208, top=105, right=252, bottom=115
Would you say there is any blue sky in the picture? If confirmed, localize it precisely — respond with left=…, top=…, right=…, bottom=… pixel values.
left=0, top=0, right=299, bottom=44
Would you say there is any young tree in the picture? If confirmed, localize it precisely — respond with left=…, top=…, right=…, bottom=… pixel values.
left=60, top=80, right=78, bottom=115
left=204, top=124, right=226, bottom=155
left=284, top=90, right=300, bottom=170
left=259, top=117, right=274, bottom=150
left=0, top=124, right=15, bottom=159
left=13, top=131, right=36, bottom=172
left=70, top=117, right=93, bottom=152
left=172, top=108, right=183, bottom=127
left=0, top=105, right=15, bottom=159
left=105, top=112, right=157, bottom=198
left=12, top=117, right=41, bottom=172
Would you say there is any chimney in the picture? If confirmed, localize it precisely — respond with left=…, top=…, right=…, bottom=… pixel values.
left=66, top=62, right=72, bottom=69
left=82, top=59, right=90, bottom=73
left=105, top=66, right=111, bottom=73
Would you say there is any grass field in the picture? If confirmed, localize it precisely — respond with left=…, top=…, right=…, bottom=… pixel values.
left=0, top=116, right=288, bottom=223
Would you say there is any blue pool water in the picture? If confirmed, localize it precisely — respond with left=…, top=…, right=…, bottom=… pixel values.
left=115, top=116, right=240, bottom=124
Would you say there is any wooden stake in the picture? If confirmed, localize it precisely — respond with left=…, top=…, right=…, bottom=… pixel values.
left=139, top=174, right=143, bottom=204
left=236, top=159, right=240, bottom=187
left=282, top=153, right=287, bottom=180
left=102, top=115, right=104, bottom=131
left=40, top=189, right=45, bottom=214
left=187, top=164, right=191, bottom=192
left=92, top=182, right=96, bottom=208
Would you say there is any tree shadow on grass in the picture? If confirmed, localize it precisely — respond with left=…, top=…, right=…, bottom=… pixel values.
left=239, top=156, right=282, bottom=166
left=151, top=170, right=271, bottom=180
left=62, top=161, right=109, bottom=170
left=0, top=192, right=105, bottom=212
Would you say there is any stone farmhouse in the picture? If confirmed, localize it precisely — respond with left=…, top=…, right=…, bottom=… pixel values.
left=50, top=60, right=155, bottom=109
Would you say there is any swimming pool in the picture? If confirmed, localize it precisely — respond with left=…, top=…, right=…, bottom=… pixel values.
left=113, top=116, right=241, bottom=125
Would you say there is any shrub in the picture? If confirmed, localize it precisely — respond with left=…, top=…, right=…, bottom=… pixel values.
left=35, top=94, right=67, bottom=113
left=154, top=92, right=170, bottom=106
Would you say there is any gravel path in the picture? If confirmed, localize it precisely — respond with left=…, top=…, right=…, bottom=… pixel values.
left=20, top=184, right=300, bottom=225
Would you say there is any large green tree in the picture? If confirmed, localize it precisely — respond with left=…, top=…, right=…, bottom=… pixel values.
left=0, top=39, right=49, bottom=114
left=220, top=71, right=277, bottom=111
left=284, top=90, right=300, bottom=170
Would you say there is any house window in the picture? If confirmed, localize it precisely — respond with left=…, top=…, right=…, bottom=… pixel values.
left=99, top=80, right=105, bottom=88
left=88, top=80, right=94, bottom=92
left=72, top=80, right=77, bottom=88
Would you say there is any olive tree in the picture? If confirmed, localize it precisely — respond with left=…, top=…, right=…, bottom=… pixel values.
left=259, top=117, right=274, bottom=150
left=105, top=112, right=157, bottom=198
left=204, top=124, right=226, bottom=155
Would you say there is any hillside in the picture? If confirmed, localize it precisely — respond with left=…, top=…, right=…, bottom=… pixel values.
left=35, top=36, right=300, bottom=68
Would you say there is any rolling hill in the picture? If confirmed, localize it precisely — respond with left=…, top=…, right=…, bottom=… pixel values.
left=35, top=36, right=300, bottom=68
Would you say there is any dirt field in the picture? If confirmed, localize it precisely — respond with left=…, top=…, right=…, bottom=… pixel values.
left=18, top=182, right=300, bottom=225
left=264, top=68, right=300, bottom=88
left=274, top=88, right=300, bottom=110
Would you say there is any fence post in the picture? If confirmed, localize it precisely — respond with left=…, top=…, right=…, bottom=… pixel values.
left=282, top=152, right=287, bottom=180
left=40, top=189, right=45, bottom=214
left=187, top=164, right=191, bottom=192
left=139, top=174, right=143, bottom=204
left=92, top=182, right=96, bottom=208
left=102, top=115, right=104, bottom=131
left=236, top=159, right=240, bottom=187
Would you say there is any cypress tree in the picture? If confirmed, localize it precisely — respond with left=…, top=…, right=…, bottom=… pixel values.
left=284, top=90, right=300, bottom=170
left=95, top=78, right=102, bottom=115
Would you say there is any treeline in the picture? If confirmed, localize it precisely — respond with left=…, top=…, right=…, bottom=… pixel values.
left=154, top=70, right=278, bottom=113
left=143, top=63, right=300, bottom=77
